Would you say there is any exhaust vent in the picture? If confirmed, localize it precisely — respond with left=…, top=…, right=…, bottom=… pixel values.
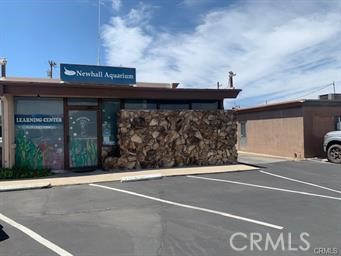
left=0, top=57, right=7, bottom=78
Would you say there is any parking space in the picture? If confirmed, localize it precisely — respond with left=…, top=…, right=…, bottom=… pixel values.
left=262, top=160, right=341, bottom=190
left=0, top=223, right=56, bottom=256
left=1, top=160, right=341, bottom=255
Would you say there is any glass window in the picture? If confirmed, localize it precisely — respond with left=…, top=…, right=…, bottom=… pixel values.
left=124, top=99, right=157, bottom=110
left=14, top=97, right=64, bottom=170
left=159, top=100, right=190, bottom=110
left=67, top=98, right=98, bottom=106
left=240, top=121, right=247, bottom=137
left=102, top=100, right=120, bottom=145
left=16, top=98, right=63, bottom=114
left=191, top=101, right=219, bottom=110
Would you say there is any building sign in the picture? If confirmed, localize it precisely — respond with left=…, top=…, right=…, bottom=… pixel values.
left=15, top=114, right=63, bottom=128
left=60, top=63, right=136, bottom=85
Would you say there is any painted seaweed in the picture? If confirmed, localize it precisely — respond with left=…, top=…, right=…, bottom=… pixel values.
left=70, top=138, right=97, bottom=167
left=15, top=129, right=43, bottom=169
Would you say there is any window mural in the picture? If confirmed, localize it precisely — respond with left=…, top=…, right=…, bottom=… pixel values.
left=14, top=98, right=64, bottom=170
left=69, top=110, right=98, bottom=168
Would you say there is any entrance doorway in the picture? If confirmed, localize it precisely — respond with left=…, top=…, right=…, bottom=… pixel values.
left=66, top=109, right=99, bottom=169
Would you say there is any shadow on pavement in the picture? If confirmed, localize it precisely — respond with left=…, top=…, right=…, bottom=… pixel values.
left=0, top=225, right=9, bottom=242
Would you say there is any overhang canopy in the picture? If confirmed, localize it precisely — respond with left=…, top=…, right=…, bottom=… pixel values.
left=0, top=79, right=241, bottom=100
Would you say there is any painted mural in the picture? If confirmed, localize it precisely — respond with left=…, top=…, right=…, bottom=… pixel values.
left=15, top=114, right=64, bottom=170
left=68, top=111, right=98, bottom=168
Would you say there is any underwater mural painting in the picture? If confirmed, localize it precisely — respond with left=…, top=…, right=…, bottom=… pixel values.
left=14, top=98, right=65, bottom=170
left=15, top=114, right=64, bottom=170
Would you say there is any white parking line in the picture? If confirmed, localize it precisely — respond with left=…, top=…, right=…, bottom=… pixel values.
left=89, top=183, right=283, bottom=230
left=187, top=175, right=341, bottom=201
left=259, top=170, right=341, bottom=195
left=0, top=213, right=73, bottom=256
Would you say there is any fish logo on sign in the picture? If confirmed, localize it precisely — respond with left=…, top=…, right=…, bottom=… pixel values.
left=64, top=67, right=76, bottom=76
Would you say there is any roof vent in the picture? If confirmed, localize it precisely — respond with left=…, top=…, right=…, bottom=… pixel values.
left=228, top=71, right=236, bottom=88
left=171, top=83, right=179, bottom=89
left=0, top=57, right=7, bottom=78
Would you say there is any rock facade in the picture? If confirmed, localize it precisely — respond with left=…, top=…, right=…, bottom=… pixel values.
left=103, top=110, right=238, bottom=170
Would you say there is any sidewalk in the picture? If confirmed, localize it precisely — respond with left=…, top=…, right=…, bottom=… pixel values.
left=0, top=164, right=257, bottom=191
left=238, top=151, right=294, bottom=166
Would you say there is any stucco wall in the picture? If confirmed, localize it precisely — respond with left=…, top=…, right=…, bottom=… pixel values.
left=237, top=108, right=305, bottom=158
left=103, top=110, right=238, bottom=170
left=303, top=106, right=341, bottom=157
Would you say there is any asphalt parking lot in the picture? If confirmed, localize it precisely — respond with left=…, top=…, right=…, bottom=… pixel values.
left=1, top=159, right=341, bottom=256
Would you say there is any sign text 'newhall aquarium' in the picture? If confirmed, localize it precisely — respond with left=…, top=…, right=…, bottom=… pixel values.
left=60, top=63, right=136, bottom=85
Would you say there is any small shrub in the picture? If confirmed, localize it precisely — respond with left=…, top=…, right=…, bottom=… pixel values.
left=0, top=167, right=51, bottom=179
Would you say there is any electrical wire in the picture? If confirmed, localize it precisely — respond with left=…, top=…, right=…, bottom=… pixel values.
left=264, top=81, right=338, bottom=105
left=295, top=82, right=334, bottom=99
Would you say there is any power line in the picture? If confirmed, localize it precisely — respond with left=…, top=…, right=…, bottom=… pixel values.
left=265, top=81, right=337, bottom=105
left=295, top=82, right=334, bottom=99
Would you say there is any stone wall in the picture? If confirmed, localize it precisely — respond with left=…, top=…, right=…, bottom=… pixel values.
left=103, top=110, right=238, bottom=170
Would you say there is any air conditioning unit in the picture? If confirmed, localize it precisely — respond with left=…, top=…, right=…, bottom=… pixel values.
left=319, top=94, right=341, bottom=101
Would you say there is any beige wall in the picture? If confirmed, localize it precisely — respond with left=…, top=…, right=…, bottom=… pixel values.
left=237, top=103, right=341, bottom=158
left=1, top=94, right=15, bottom=167
left=237, top=116, right=304, bottom=158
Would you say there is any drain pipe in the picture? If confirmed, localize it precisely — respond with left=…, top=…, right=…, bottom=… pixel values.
left=0, top=57, right=7, bottom=78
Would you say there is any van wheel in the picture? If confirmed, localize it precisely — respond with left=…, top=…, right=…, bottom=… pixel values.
left=327, top=144, right=341, bottom=164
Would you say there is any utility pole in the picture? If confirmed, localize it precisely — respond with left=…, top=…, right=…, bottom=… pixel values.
left=47, top=60, right=56, bottom=79
left=97, top=0, right=101, bottom=65
left=333, top=81, right=336, bottom=94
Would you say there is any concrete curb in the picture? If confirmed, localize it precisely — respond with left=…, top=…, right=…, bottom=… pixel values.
left=0, top=183, right=52, bottom=192
left=237, top=161, right=266, bottom=169
left=0, top=164, right=258, bottom=190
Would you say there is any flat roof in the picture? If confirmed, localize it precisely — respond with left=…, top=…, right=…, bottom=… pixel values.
left=237, top=99, right=341, bottom=114
left=0, top=77, right=241, bottom=100
left=1, top=77, right=174, bottom=88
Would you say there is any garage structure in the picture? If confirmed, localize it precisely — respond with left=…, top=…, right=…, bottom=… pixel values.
left=237, top=96, right=341, bottom=159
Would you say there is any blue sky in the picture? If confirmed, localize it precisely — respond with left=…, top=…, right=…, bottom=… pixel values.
left=1, top=0, right=341, bottom=108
